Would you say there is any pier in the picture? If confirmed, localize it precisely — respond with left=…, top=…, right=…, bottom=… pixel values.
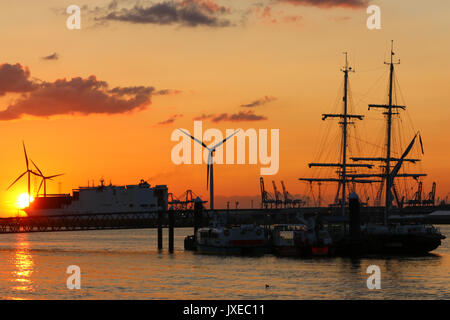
left=1, top=205, right=448, bottom=235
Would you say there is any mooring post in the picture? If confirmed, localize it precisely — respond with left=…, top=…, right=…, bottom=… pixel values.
left=193, top=197, right=204, bottom=244
left=349, top=192, right=361, bottom=242
left=157, top=210, right=163, bottom=251
left=168, top=207, right=175, bottom=253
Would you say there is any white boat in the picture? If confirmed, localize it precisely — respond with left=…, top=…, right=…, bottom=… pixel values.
left=196, top=223, right=266, bottom=255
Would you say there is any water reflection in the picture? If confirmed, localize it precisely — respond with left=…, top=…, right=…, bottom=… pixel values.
left=12, top=233, right=34, bottom=294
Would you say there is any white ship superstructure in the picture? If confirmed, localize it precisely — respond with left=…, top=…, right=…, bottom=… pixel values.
left=25, top=180, right=168, bottom=217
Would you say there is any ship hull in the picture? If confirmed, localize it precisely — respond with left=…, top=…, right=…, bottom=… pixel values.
left=196, top=243, right=266, bottom=255
left=365, top=234, right=443, bottom=255
left=334, top=234, right=444, bottom=256
left=273, top=245, right=331, bottom=257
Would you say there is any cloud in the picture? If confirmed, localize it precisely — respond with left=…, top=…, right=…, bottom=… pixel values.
left=155, top=89, right=183, bottom=95
left=330, top=16, right=352, bottom=22
left=42, top=53, right=59, bottom=60
left=0, top=63, right=175, bottom=120
left=278, top=0, right=369, bottom=9
left=193, top=113, right=214, bottom=120
left=240, top=95, right=276, bottom=108
left=253, top=6, right=302, bottom=25
left=98, top=0, right=232, bottom=27
left=0, top=63, right=37, bottom=95
left=156, top=113, right=183, bottom=126
left=194, top=110, right=268, bottom=122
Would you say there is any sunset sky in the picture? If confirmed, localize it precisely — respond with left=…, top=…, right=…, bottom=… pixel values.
left=0, top=0, right=449, bottom=216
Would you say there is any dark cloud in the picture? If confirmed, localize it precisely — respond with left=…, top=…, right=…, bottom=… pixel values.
left=156, top=114, right=183, bottom=126
left=155, top=89, right=182, bottom=95
left=278, top=0, right=369, bottom=9
left=194, top=110, right=268, bottom=122
left=99, top=0, right=232, bottom=27
left=0, top=63, right=175, bottom=120
left=193, top=113, right=214, bottom=120
left=42, top=53, right=59, bottom=60
left=240, top=95, right=276, bottom=108
left=0, top=63, right=37, bottom=95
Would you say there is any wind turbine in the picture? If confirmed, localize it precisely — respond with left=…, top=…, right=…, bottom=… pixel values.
left=179, top=129, right=240, bottom=210
left=7, top=142, right=38, bottom=204
left=31, top=159, right=64, bottom=197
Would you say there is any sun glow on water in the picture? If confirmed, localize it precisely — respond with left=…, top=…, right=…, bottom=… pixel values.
left=16, top=193, right=34, bottom=209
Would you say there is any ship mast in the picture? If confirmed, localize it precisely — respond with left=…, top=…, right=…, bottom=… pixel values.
left=300, top=53, right=374, bottom=216
left=341, top=53, right=350, bottom=217
left=384, top=41, right=396, bottom=224
left=350, top=41, right=426, bottom=224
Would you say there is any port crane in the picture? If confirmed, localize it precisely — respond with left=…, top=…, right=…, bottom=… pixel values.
left=406, top=182, right=436, bottom=206
left=423, top=182, right=436, bottom=206
left=168, top=189, right=206, bottom=210
left=260, top=177, right=275, bottom=209
left=280, top=181, right=304, bottom=208
left=272, top=181, right=283, bottom=208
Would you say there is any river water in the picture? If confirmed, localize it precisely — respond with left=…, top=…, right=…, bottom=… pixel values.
left=0, top=226, right=449, bottom=300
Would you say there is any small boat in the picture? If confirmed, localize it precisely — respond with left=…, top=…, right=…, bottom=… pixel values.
left=271, top=223, right=333, bottom=257
left=196, top=224, right=266, bottom=255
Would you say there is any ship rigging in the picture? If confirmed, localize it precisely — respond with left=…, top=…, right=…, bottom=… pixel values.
left=299, top=52, right=376, bottom=216
left=300, top=42, right=429, bottom=221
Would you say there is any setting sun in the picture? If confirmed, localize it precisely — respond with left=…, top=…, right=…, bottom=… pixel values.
left=16, top=193, right=34, bottom=209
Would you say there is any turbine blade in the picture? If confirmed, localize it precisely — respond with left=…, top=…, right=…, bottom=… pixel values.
left=6, top=171, right=27, bottom=190
left=212, top=129, right=240, bottom=150
left=178, top=129, right=209, bottom=149
left=23, top=141, right=29, bottom=170
left=30, top=170, right=41, bottom=177
left=47, top=173, right=64, bottom=179
left=30, top=159, right=43, bottom=176
left=37, top=179, right=44, bottom=196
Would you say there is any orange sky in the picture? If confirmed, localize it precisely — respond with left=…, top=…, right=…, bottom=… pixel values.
left=0, top=0, right=449, bottom=216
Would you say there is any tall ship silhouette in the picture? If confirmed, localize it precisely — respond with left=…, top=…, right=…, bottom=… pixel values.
left=298, top=42, right=445, bottom=254
left=299, top=42, right=443, bottom=218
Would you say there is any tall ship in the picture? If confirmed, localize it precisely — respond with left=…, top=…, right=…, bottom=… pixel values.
left=299, top=42, right=445, bottom=217
left=299, top=42, right=445, bottom=254
left=24, top=179, right=168, bottom=217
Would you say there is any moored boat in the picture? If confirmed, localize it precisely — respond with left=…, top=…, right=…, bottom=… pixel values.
left=271, top=223, right=333, bottom=257
left=196, top=224, right=266, bottom=255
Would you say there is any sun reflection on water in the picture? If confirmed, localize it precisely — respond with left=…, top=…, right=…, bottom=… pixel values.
left=11, top=234, right=35, bottom=294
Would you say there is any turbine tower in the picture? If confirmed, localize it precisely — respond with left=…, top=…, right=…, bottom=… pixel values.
left=179, top=129, right=240, bottom=210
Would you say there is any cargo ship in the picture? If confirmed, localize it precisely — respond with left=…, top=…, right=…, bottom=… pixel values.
left=24, top=179, right=168, bottom=217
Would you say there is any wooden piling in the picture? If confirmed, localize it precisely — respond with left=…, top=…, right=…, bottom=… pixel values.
left=168, top=208, right=175, bottom=253
left=349, top=192, right=361, bottom=241
left=157, top=210, right=163, bottom=250
left=193, top=198, right=204, bottom=244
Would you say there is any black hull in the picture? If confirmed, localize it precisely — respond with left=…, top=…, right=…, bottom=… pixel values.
left=334, top=234, right=443, bottom=256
